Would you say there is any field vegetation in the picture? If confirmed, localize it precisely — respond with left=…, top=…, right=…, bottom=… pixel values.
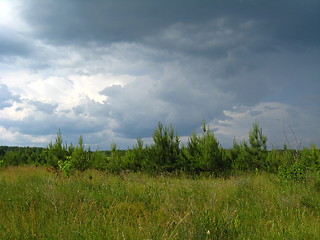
left=1, top=121, right=319, bottom=180
left=0, top=121, right=319, bottom=239
left=1, top=166, right=319, bottom=239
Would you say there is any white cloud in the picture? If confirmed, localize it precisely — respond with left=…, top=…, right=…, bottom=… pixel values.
left=0, top=0, right=31, bottom=33
left=211, top=102, right=320, bottom=148
left=0, top=101, right=34, bottom=121
left=69, top=73, right=135, bottom=103
left=0, top=126, right=51, bottom=146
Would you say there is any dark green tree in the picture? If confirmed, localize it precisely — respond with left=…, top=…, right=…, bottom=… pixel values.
left=70, top=135, right=89, bottom=171
left=150, top=122, right=181, bottom=172
left=182, top=121, right=225, bottom=174
left=123, top=138, right=148, bottom=171
left=3, top=151, right=21, bottom=166
left=107, top=142, right=126, bottom=173
left=231, top=121, right=268, bottom=171
left=46, top=130, right=68, bottom=168
left=248, top=121, right=268, bottom=169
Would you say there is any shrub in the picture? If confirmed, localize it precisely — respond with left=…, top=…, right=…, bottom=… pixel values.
left=231, top=140, right=252, bottom=172
left=182, top=121, right=226, bottom=175
left=106, top=143, right=124, bottom=173
left=248, top=121, right=268, bottom=169
left=265, top=148, right=282, bottom=173
left=299, top=145, right=320, bottom=172
left=278, top=163, right=306, bottom=182
left=149, top=122, right=181, bottom=172
left=70, top=136, right=89, bottom=171
left=0, top=159, right=5, bottom=168
left=231, top=122, right=268, bottom=172
left=58, top=158, right=73, bottom=177
left=3, top=151, right=21, bottom=166
left=91, top=150, right=108, bottom=170
left=123, top=138, right=148, bottom=171
left=46, top=130, right=68, bottom=168
left=277, top=145, right=320, bottom=182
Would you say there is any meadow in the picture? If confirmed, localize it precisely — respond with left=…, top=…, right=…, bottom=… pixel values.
left=1, top=166, right=319, bottom=239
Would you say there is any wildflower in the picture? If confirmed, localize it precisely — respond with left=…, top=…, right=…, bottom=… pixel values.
left=207, top=230, right=210, bottom=235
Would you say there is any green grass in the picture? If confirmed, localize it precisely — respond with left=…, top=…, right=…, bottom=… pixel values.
left=0, top=166, right=319, bottom=239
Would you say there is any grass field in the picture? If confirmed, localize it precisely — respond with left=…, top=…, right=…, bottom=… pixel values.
left=0, top=166, right=319, bottom=239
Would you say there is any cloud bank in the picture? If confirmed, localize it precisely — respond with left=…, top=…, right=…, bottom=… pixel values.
left=0, top=0, right=319, bottom=149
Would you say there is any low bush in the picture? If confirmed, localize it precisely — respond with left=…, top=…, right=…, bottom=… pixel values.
left=182, top=121, right=227, bottom=175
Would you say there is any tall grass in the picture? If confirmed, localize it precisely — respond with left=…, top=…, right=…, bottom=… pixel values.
left=0, top=166, right=319, bottom=239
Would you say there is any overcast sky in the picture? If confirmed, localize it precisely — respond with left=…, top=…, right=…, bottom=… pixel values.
left=0, top=0, right=319, bottom=149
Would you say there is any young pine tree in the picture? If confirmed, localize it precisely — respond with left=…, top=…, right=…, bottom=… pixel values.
left=230, top=122, right=268, bottom=172
left=248, top=121, right=268, bottom=170
left=150, top=122, right=181, bottom=172
left=46, top=130, right=68, bottom=168
left=183, top=121, right=226, bottom=175
left=70, top=135, right=89, bottom=171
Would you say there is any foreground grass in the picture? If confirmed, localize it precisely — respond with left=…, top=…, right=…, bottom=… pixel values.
left=0, top=166, right=319, bottom=239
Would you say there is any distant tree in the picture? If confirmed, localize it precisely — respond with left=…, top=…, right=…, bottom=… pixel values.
left=3, top=151, right=21, bottom=166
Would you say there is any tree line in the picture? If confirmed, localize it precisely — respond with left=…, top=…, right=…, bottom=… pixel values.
left=0, top=121, right=319, bottom=180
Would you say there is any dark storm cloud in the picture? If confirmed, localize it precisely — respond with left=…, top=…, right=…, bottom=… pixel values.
left=21, top=0, right=217, bottom=44
left=100, top=62, right=234, bottom=139
left=27, top=101, right=58, bottom=114
left=72, top=97, right=110, bottom=118
left=0, top=28, right=33, bottom=57
left=21, top=0, right=320, bottom=50
left=1, top=0, right=319, bottom=148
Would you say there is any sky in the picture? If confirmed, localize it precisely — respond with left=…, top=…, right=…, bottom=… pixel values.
left=0, top=0, right=319, bottom=150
